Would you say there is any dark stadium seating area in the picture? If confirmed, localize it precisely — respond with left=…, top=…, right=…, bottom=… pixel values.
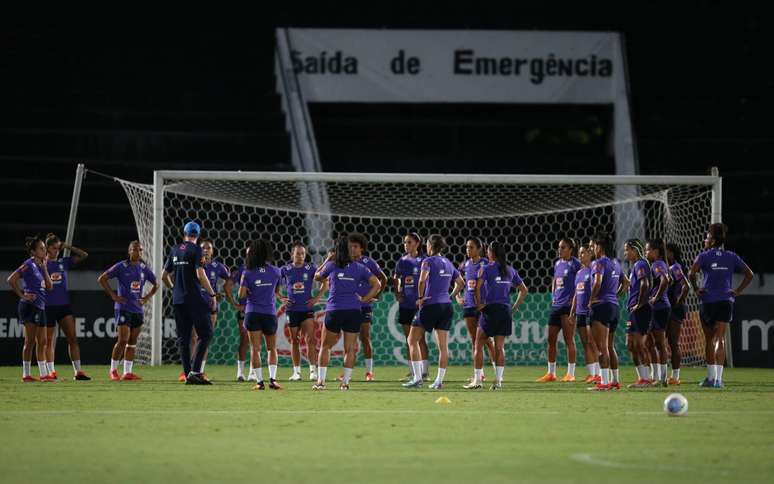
left=1, top=6, right=771, bottom=273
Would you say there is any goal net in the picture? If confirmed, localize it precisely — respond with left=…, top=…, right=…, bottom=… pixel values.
left=117, top=172, right=719, bottom=368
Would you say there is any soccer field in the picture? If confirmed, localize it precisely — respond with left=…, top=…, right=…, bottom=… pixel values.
left=2, top=365, right=773, bottom=484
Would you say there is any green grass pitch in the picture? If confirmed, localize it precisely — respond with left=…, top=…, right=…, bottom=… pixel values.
left=1, top=365, right=773, bottom=483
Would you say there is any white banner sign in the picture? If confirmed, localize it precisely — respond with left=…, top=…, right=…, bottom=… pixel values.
left=284, top=29, right=622, bottom=103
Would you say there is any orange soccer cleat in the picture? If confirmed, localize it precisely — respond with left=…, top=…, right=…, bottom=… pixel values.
left=536, top=373, right=557, bottom=383
left=667, top=377, right=681, bottom=386
left=627, top=379, right=652, bottom=389
left=48, top=371, right=58, bottom=380
left=121, top=372, right=142, bottom=381
left=40, top=374, right=57, bottom=382
left=178, top=372, right=187, bottom=382
left=365, top=372, right=374, bottom=382
left=584, top=374, right=595, bottom=383
left=22, top=375, right=39, bottom=383
left=561, top=374, right=576, bottom=382
left=588, top=383, right=611, bottom=392
left=109, top=369, right=121, bottom=381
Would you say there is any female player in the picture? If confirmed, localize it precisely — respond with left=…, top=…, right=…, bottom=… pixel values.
left=313, top=237, right=381, bottom=390
left=43, top=233, right=90, bottom=380
left=457, top=237, right=496, bottom=383
left=623, top=239, right=653, bottom=388
left=348, top=233, right=388, bottom=382
left=230, top=246, right=251, bottom=381
left=570, top=243, right=600, bottom=383
left=646, top=238, right=672, bottom=387
left=281, top=241, right=324, bottom=382
left=588, top=232, right=622, bottom=391
left=98, top=240, right=159, bottom=381
left=537, top=238, right=580, bottom=383
left=688, top=223, right=754, bottom=388
left=7, top=236, right=53, bottom=382
left=238, top=239, right=285, bottom=390
left=464, top=241, right=528, bottom=390
left=403, top=234, right=465, bottom=390
left=174, top=239, right=232, bottom=381
left=665, top=242, right=689, bottom=384
left=393, top=232, right=428, bottom=382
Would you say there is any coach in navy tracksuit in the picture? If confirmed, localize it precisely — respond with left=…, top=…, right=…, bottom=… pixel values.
left=161, top=222, right=217, bottom=385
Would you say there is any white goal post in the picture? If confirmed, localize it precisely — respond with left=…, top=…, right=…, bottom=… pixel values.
left=115, top=170, right=722, bottom=367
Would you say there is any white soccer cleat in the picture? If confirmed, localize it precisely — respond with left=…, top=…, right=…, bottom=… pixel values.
left=288, top=372, right=302, bottom=381
left=309, top=370, right=318, bottom=381
left=247, top=372, right=257, bottom=382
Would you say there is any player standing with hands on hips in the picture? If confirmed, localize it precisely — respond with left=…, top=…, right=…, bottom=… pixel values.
left=161, top=222, right=218, bottom=385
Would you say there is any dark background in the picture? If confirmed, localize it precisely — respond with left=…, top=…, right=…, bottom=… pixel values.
left=1, top=4, right=770, bottom=274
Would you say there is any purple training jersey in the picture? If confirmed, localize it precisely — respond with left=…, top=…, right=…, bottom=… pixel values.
left=281, top=262, right=318, bottom=311
left=319, top=261, right=374, bottom=311
left=46, top=256, right=74, bottom=306
left=649, top=259, right=671, bottom=309
left=14, top=258, right=47, bottom=310
left=574, top=266, right=592, bottom=315
left=200, top=259, right=230, bottom=305
left=589, top=256, right=621, bottom=308
left=479, top=262, right=523, bottom=306
left=395, top=255, right=423, bottom=310
left=668, top=263, right=686, bottom=307
left=552, top=257, right=581, bottom=308
left=694, top=249, right=746, bottom=303
left=356, top=256, right=382, bottom=310
left=460, top=258, right=487, bottom=308
left=105, top=260, right=157, bottom=314
left=627, top=259, right=651, bottom=310
left=240, top=264, right=282, bottom=315
left=420, top=255, right=460, bottom=305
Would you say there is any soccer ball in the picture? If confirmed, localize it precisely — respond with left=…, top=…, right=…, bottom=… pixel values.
left=663, top=393, right=688, bottom=416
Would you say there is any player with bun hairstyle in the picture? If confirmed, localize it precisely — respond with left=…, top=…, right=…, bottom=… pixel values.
left=623, top=239, right=653, bottom=388
left=403, top=234, right=464, bottom=390
left=464, top=241, right=528, bottom=390
left=587, top=232, right=623, bottom=391
left=43, top=233, right=90, bottom=380
left=688, top=223, right=753, bottom=388
left=8, top=236, right=54, bottom=382
left=570, top=242, right=600, bottom=383
left=537, top=238, right=580, bottom=383
left=98, top=240, right=158, bottom=381
left=645, top=238, right=672, bottom=387
left=457, top=236, right=496, bottom=383
left=280, top=241, right=325, bottom=382
left=665, top=242, right=689, bottom=385
left=394, top=232, right=429, bottom=382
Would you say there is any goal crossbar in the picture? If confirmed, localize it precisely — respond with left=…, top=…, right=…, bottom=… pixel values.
left=142, top=170, right=722, bottom=366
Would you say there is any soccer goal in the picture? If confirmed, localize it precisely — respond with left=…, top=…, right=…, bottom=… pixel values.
left=117, top=171, right=721, bottom=368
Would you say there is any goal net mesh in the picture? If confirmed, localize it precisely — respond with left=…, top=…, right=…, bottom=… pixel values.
left=117, top=175, right=712, bottom=368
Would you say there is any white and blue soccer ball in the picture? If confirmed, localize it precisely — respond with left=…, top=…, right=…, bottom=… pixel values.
left=663, top=393, right=688, bottom=416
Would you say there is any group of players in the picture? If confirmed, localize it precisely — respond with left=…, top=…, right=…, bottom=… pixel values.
left=8, top=221, right=753, bottom=391
left=533, top=226, right=752, bottom=391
